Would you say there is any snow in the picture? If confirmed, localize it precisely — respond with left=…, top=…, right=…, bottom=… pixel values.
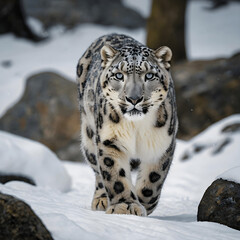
left=218, top=167, right=240, bottom=184
left=26, top=17, right=48, bottom=38
left=0, top=131, right=71, bottom=192
left=186, top=1, right=240, bottom=60
left=1, top=116, right=240, bottom=239
left=122, top=0, right=152, bottom=18
left=0, top=1, right=240, bottom=239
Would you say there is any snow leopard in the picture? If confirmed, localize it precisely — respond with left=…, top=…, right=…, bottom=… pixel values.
left=76, top=34, right=178, bottom=216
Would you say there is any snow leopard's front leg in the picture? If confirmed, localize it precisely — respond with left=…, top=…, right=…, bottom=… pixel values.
left=81, top=116, right=108, bottom=211
left=135, top=142, right=175, bottom=215
left=83, top=147, right=108, bottom=211
left=98, top=139, right=146, bottom=216
left=91, top=173, right=108, bottom=211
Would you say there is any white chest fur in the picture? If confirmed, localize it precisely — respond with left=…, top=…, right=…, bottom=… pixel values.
left=135, top=121, right=172, bottom=163
left=101, top=110, right=172, bottom=163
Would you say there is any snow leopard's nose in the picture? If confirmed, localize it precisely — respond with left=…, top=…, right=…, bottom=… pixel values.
left=125, top=96, right=143, bottom=105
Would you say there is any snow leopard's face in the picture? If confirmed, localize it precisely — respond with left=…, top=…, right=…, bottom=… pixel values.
left=100, top=45, right=172, bottom=121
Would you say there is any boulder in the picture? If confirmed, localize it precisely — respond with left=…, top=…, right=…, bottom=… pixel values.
left=0, top=192, right=53, bottom=240
left=0, top=72, right=84, bottom=162
left=173, top=52, right=240, bottom=139
left=23, top=0, right=145, bottom=30
left=197, top=178, right=240, bottom=231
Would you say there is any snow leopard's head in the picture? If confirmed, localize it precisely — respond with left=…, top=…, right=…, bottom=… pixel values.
left=100, top=44, right=172, bottom=121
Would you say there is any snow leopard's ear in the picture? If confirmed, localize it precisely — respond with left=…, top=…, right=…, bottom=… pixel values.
left=101, top=44, right=118, bottom=68
left=154, top=46, right=172, bottom=70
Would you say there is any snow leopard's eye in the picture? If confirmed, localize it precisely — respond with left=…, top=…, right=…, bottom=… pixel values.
left=145, top=72, right=154, bottom=81
left=115, top=72, right=124, bottom=80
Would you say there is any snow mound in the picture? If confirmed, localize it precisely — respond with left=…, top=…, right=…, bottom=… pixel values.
left=218, top=167, right=240, bottom=184
left=0, top=131, right=71, bottom=192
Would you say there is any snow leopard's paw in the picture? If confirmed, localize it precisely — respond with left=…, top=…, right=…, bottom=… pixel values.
left=91, top=193, right=108, bottom=211
left=106, top=202, right=146, bottom=216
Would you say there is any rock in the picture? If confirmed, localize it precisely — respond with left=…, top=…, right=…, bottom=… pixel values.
left=197, top=178, right=240, bottom=231
left=22, top=0, right=145, bottom=30
left=173, top=52, right=240, bottom=139
left=0, top=173, right=35, bottom=185
left=0, top=192, right=53, bottom=240
left=0, top=72, right=84, bottom=162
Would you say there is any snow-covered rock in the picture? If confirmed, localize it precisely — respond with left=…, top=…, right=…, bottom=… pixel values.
left=0, top=131, right=71, bottom=192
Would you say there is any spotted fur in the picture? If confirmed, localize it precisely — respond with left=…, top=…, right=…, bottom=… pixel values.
left=76, top=34, right=178, bottom=216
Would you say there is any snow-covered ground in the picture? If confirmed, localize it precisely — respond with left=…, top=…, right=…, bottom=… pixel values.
left=1, top=115, right=240, bottom=239
left=0, top=0, right=240, bottom=239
